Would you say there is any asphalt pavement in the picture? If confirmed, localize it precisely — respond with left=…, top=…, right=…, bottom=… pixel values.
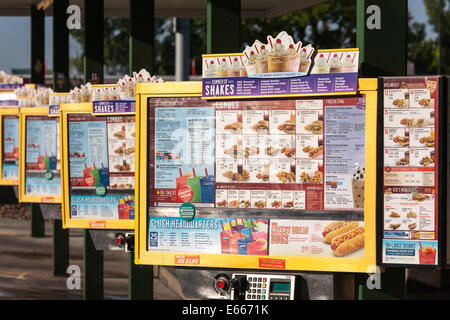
left=0, top=218, right=184, bottom=300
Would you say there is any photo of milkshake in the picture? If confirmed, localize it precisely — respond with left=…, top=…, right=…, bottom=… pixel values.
left=268, top=39, right=288, bottom=73
left=352, top=167, right=365, bottom=209
left=298, top=48, right=311, bottom=73
left=217, top=58, right=229, bottom=77
left=287, top=44, right=300, bottom=72
left=314, top=53, right=330, bottom=74
left=255, top=45, right=269, bottom=74
left=228, top=57, right=242, bottom=77
left=245, top=51, right=257, bottom=75
left=342, top=54, right=356, bottom=73
left=329, top=53, right=343, bottom=73
left=203, top=60, right=217, bottom=78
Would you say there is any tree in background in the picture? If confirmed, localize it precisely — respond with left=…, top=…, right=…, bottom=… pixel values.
left=68, top=0, right=447, bottom=79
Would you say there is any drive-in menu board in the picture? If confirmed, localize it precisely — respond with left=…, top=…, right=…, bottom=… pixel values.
left=148, top=96, right=368, bottom=259
left=68, top=114, right=135, bottom=220
left=2, top=115, right=19, bottom=181
left=381, top=77, right=440, bottom=266
left=25, top=115, right=60, bottom=196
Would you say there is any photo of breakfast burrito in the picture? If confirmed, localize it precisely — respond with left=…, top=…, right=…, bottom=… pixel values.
left=304, top=120, right=323, bottom=134
left=250, top=120, right=269, bottom=133
left=393, top=136, right=409, bottom=146
left=400, top=118, right=425, bottom=127
left=224, top=121, right=242, bottom=133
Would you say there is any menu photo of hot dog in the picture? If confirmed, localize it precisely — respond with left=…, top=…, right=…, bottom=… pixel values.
left=322, top=221, right=365, bottom=257
left=269, top=220, right=364, bottom=258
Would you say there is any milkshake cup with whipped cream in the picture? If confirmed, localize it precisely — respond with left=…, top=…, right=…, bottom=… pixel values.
left=268, top=39, right=288, bottom=73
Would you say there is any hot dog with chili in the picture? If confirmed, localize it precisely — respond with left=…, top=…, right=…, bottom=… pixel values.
left=322, top=221, right=359, bottom=244
left=330, top=226, right=365, bottom=257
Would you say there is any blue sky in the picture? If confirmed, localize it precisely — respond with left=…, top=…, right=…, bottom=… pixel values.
left=0, top=0, right=438, bottom=74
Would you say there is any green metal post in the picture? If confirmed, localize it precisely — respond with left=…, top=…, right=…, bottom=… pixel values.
left=30, top=203, right=45, bottom=238
left=53, top=0, right=70, bottom=92
left=128, top=253, right=153, bottom=300
left=128, top=0, right=155, bottom=300
left=129, top=0, right=155, bottom=73
left=207, top=0, right=241, bottom=54
left=356, top=0, right=407, bottom=76
left=356, top=0, right=407, bottom=299
left=31, top=5, right=45, bottom=85
left=84, top=0, right=104, bottom=84
left=82, top=0, right=104, bottom=300
left=83, top=230, right=104, bottom=300
left=53, top=218, right=69, bottom=276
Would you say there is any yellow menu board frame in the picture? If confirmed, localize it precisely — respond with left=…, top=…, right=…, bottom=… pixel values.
left=60, top=102, right=135, bottom=230
left=0, top=106, right=20, bottom=186
left=134, top=79, right=378, bottom=273
left=19, top=106, right=61, bottom=204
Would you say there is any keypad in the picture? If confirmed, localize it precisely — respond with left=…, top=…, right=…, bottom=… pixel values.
left=245, top=275, right=268, bottom=300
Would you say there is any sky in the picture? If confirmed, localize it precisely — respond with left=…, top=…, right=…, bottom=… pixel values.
left=0, top=0, right=439, bottom=74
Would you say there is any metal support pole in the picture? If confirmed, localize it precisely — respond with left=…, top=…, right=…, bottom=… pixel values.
left=53, top=0, right=70, bottom=92
left=84, top=0, right=104, bottom=84
left=356, top=0, right=407, bottom=76
left=128, top=253, right=153, bottom=300
left=129, top=0, right=155, bottom=73
left=207, top=0, right=241, bottom=54
left=30, top=203, right=45, bottom=238
left=356, top=0, right=407, bottom=299
left=175, top=18, right=190, bottom=81
left=31, top=5, right=45, bottom=85
left=83, top=230, right=103, bottom=300
left=53, top=218, right=69, bottom=276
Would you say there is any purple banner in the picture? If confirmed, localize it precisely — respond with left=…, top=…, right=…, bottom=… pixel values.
left=92, top=100, right=136, bottom=114
left=48, top=105, right=60, bottom=116
left=0, top=100, right=18, bottom=106
left=0, top=84, right=23, bottom=90
left=202, top=73, right=358, bottom=98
